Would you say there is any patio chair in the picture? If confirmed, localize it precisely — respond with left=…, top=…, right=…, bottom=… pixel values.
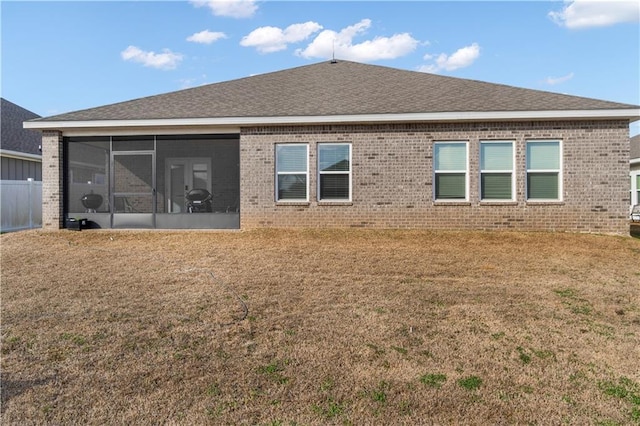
left=113, top=196, right=136, bottom=213
left=226, top=196, right=240, bottom=213
left=632, top=204, right=640, bottom=223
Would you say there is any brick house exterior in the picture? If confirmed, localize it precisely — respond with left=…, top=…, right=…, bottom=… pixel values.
left=240, top=121, right=631, bottom=232
left=25, top=61, right=639, bottom=234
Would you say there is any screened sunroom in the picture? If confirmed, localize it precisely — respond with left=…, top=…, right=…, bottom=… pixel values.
left=65, top=134, right=240, bottom=229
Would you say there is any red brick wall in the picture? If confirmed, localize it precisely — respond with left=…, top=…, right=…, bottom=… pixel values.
left=239, top=120, right=631, bottom=234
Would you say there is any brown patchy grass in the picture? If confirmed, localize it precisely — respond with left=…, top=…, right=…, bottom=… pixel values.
left=1, top=228, right=639, bottom=425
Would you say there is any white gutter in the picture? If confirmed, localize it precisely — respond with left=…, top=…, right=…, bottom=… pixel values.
left=631, top=158, right=640, bottom=165
left=24, top=109, right=640, bottom=131
left=0, top=149, right=42, bottom=161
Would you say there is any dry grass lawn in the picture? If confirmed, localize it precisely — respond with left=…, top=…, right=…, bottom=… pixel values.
left=2, top=228, right=640, bottom=425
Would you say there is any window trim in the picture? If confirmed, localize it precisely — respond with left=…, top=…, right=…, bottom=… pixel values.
left=317, top=142, right=352, bottom=202
left=526, top=139, right=563, bottom=202
left=480, top=140, right=516, bottom=202
left=433, top=141, right=469, bottom=202
left=275, top=143, right=309, bottom=203
left=631, top=172, right=640, bottom=209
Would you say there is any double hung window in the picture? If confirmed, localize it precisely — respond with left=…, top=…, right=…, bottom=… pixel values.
left=526, top=140, right=562, bottom=201
left=434, top=142, right=468, bottom=201
left=480, top=141, right=514, bottom=201
left=318, top=143, right=351, bottom=201
left=275, top=144, right=308, bottom=201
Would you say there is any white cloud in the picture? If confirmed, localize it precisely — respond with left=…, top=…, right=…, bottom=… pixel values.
left=121, top=45, right=183, bottom=70
left=240, top=21, right=323, bottom=53
left=296, top=19, right=419, bottom=62
left=190, top=0, right=257, bottom=19
left=419, top=43, right=480, bottom=73
left=187, top=30, right=227, bottom=44
left=549, top=0, right=640, bottom=29
left=545, top=72, right=575, bottom=85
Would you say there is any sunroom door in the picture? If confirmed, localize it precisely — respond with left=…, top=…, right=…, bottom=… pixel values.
left=111, top=152, right=156, bottom=228
left=165, top=158, right=212, bottom=213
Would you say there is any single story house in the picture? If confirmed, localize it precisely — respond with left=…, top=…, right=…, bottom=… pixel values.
left=631, top=134, right=640, bottom=211
left=24, top=60, right=640, bottom=233
left=2, top=98, right=42, bottom=181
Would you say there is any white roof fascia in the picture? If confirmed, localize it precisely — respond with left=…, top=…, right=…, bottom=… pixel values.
left=0, top=149, right=42, bottom=161
left=24, top=108, right=640, bottom=131
left=631, top=158, right=640, bottom=165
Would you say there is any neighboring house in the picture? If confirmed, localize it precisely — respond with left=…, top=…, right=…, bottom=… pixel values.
left=631, top=134, right=640, bottom=211
left=1, top=98, right=43, bottom=232
left=1, top=98, right=42, bottom=180
left=24, top=60, right=640, bottom=233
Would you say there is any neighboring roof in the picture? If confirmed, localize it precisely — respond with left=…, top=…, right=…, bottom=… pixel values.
left=2, top=98, right=41, bottom=154
left=26, top=60, right=639, bottom=129
left=631, top=134, right=640, bottom=160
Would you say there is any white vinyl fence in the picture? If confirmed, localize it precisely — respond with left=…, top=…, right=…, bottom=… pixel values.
left=1, top=179, right=42, bottom=232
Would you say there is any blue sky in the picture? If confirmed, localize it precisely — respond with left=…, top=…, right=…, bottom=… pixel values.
left=2, top=0, right=639, bottom=134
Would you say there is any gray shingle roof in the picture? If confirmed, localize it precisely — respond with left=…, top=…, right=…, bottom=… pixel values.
left=33, top=60, right=637, bottom=123
left=1, top=98, right=41, bottom=154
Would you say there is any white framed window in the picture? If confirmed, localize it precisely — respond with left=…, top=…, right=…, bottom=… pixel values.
left=318, top=143, right=351, bottom=201
left=480, top=141, right=515, bottom=201
left=434, top=141, right=468, bottom=201
left=275, top=144, right=308, bottom=202
left=526, top=140, right=562, bottom=201
left=632, top=173, right=640, bottom=207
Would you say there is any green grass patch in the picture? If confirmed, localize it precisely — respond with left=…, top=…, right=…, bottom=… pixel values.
left=311, top=398, right=345, bottom=419
left=320, top=378, right=334, bottom=393
left=554, top=288, right=577, bottom=298
left=491, top=332, right=505, bottom=340
left=420, top=373, right=447, bottom=389
left=517, top=347, right=531, bottom=365
left=372, top=382, right=388, bottom=404
left=571, top=304, right=593, bottom=315
left=60, top=332, right=87, bottom=346
left=206, top=382, right=221, bottom=396
left=554, top=288, right=594, bottom=316
left=366, top=343, right=385, bottom=357
left=258, top=360, right=290, bottom=384
left=458, top=376, right=483, bottom=391
left=532, top=349, right=556, bottom=360
left=365, top=381, right=389, bottom=405
left=391, top=346, right=408, bottom=355
left=599, top=376, right=640, bottom=423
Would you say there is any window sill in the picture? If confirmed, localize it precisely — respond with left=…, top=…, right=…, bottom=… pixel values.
left=434, top=201, right=471, bottom=206
left=275, top=201, right=310, bottom=207
left=318, top=201, right=353, bottom=206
